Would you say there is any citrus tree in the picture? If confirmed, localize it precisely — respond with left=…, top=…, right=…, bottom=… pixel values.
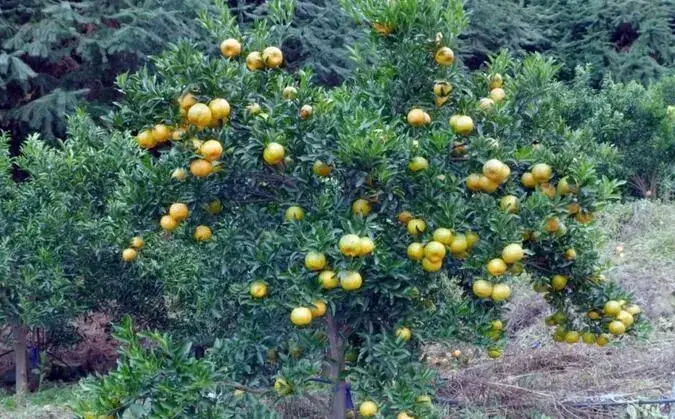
left=80, top=0, right=644, bottom=417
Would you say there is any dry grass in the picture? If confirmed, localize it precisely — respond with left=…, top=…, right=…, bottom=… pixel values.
left=430, top=200, right=675, bottom=418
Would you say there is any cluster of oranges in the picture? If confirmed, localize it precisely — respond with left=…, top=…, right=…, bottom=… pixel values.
left=479, top=73, right=505, bottom=110
left=471, top=243, right=525, bottom=302
left=121, top=236, right=144, bottom=262
left=157, top=202, right=212, bottom=241
left=466, top=158, right=511, bottom=194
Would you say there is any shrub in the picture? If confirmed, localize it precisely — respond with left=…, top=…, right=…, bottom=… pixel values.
left=67, top=0, right=644, bottom=417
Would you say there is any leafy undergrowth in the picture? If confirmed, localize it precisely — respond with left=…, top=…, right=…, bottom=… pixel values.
left=429, top=199, right=675, bottom=418
left=1, top=200, right=673, bottom=418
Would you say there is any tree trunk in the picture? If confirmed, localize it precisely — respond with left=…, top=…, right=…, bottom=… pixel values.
left=12, top=323, right=28, bottom=399
left=326, top=314, right=346, bottom=419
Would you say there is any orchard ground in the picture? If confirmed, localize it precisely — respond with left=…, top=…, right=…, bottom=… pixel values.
left=1, top=200, right=674, bottom=418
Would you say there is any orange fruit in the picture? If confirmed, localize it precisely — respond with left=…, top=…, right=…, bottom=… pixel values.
left=187, top=103, right=213, bottom=128
left=501, top=244, right=524, bottom=264
left=450, top=235, right=468, bottom=254
left=169, top=203, right=189, bottom=221
left=407, top=108, right=427, bottom=127
left=453, top=115, right=474, bottom=135
left=489, top=74, right=503, bottom=90
left=483, top=159, right=506, bottom=182
left=608, top=320, right=625, bottom=335
left=122, top=248, right=137, bottom=262
left=433, top=80, right=452, bottom=97
left=340, top=271, right=363, bottom=291
left=489, top=87, right=505, bottom=103
left=432, top=228, right=453, bottom=245
left=151, top=124, right=171, bottom=143
left=564, top=248, right=577, bottom=260
left=200, top=140, right=223, bottom=161
left=478, top=175, right=499, bottom=193
left=479, top=98, right=494, bottom=110
left=262, top=46, right=283, bottom=67
left=193, top=225, right=212, bottom=241
left=178, top=93, right=197, bottom=110
left=435, top=47, right=455, bottom=65
left=136, top=130, right=156, bottom=149
left=487, top=258, right=507, bottom=276
left=406, top=219, right=426, bottom=235
left=290, top=307, right=312, bottom=326
left=466, top=173, right=482, bottom=191
left=500, top=195, right=519, bottom=213
left=190, top=159, right=213, bottom=177
left=304, top=252, right=327, bottom=271
left=407, top=243, right=425, bottom=261
left=208, top=98, right=231, bottom=120
left=284, top=206, right=304, bottom=222
left=472, top=280, right=493, bottom=298
left=424, top=241, right=446, bottom=262
left=310, top=300, right=327, bottom=318
left=398, top=211, right=414, bottom=224
left=521, top=172, right=536, bottom=188
left=246, top=51, right=264, bottom=71
left=359, top=237, right=376, bottom=256
left=312, top=160, right=332, bottom=177
left=409, top=156, right=429, bottom=172
left=395, top=327, right=412, bottom=341
left=282, top=86, right=298, bottom=100
left=318, top=270, right=338, bottom=289
left=531, top=163, right=552, bottom=183
left=130, top=236, right=144, bottom=249
left=250, top=281, right=268, bottom=298
left=551, top=274, right=568, bottom=291
left=604, top=300, right=622, bottom=316
left=220, top=38, right=241, bottom=58
left=491, top=283, right=511, bottom=301
left=352, top=199, right=372, bottom=216
left=299, top=104, right=313, bottom=120
left=160, top=215, right=178, bottom=232
left=422, top=257, right=442, bottom=272
left=339, top=234, right=362, bottom=257
left=359, top=401, right=378, bottom=417
left=263, top=142, right=285, bottom=165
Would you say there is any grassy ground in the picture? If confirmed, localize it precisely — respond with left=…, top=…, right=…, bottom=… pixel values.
left=1, top=200, right=673, bottom=418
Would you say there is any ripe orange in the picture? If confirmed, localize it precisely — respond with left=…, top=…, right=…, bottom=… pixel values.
left=408, top=156, right=429, bottom=172
left=299, top=104, right=313, bottom=120
left=466, top=231, right=479, bottom=248
left=424, top=241, right=446, bottom=262
left=310, top=300, right=327, bottom=318
left=262, top=46, right=283, bottom=67
left=318, top=270, right=339, bottom=289
left=208, top=98, right=231, bottom=120
left=193, top=225, right=212, bottom=241
left=312, top=160, right=332, bottom=177
left=282, top=86, right=298, bottom=100
left=582, top=332, right=596, bottom=344
left=551, top=274, right=568, bottom=291
left=501, top=243, right=524, bottom=264
left=434, top=47, right=455, bottom=65
left=587, top=310, right=601, bottom=320
left=432, top=228, right=453, bottom=245
left=340, top=271, right=363, bottom=291
left=489, top=87, right=505, bottom=103
left=122, top=248, right=137, bottom=262
left=151, top=124, right=171, bottom=143
left=604, top=300, right=621, bottom=316
left=250, top=281, right=268, bottom=298
left=596, top=334, right=610, bottom=347
left=220, top=38, right=241, bottom=58
left=178, top=93, right=197, bottom=110
left=398, top=211, right=414, bottom=224
left=263, top=142, right=285, bottom=165
left=433, top=80, right=452, bottom=97
left=136, top=130, right=156, bottom=149
left=339, top=234, right=362, bottom=257
left=487, top=258, right=507, bottom=276
left=575, top=212, right=594, bottom=224
left=352, top=199, right=372, bottom=216
left=246, top=51, right=264, bottom=71
left=616, top=310, right=634, bottom=326
left=359, top=401, right=378, bottom=417
left=491, top=283, right=511, bottom=301
left=422, top=257, right=442, bottom=272
left=483, top=159, right=505, bottom=182
left=564, top=248, right=577, bottom=260
left=285, top=206, right=304, bottom=222
left=406, top=219, right=426, bottom=235
left=478, top=175, right=499, bottom=193
left=466, top=173, right=482, bottom=191
left=489, top=73, right=503, bottom=90
left=625, top=304, right=641, bottom=315
left=290, top=307, right=312, bottom=326
left=479, top=97, right=494, bottom=110
left=190, top=159, right=213, bottom=177
left=305, top=251, right=327, bottom=271
left=557, top=177, right=574, bottom=195
left=450, top=234, right=468, bottom=254
left=565, top=331, right=580, bottom=344
left=359, top=237, right=376, bottom=256
left=521, top=172, right=536, bottom=188
left=395, top=327, right=412, bottom=341
left=500, top=195, right=519, bottom=213
left=407, top=108, right=427, bottom=127
left=453, top=115, right=474, bottom=135
left=472, top=279, right=493, bottom=298
left=200, top=140, right=223, bottom=162
left=160, top=215, right=178, bottom=232
left=531, top=163, right=552, bottom=183
left=187, top=103, right=213, bottom=128
left=544, top=217, right=561, bottom=233
left=407, top=243, right=425, bottom=261
left=168, top=203, right=189, bottom=221
left=608, top=320, right=625, bottom=335
left=130, top=236, right=144, bottom=249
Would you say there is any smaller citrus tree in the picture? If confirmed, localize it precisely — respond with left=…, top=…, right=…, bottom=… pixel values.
left=78, top=0, right=645, bottom=417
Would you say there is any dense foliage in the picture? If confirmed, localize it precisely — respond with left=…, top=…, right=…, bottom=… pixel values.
left=66, top=0, right=651, bottom=417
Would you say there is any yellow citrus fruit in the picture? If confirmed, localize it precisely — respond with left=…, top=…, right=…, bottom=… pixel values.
left=407, top=108, right=427, bottom=127
left=435, top=95, right=449, bottom=109
left=299, top=104, right=313, bottom=120
left=604, top=300, right=621, bottom=316
left=168, top=203, right=189, bottom=221
left=616, top=310, right=634, bottom=327
left=190, top=159, right=213, bottom=177
left=565, top=331, right=580, bottom=344
left=466, top=231, right=479, bottom=248
left=596, top=334, right=610, bottom=347
left=557, top=177, right=574, bottom=195
left=487, top=258, right=507, bottom=276
left=551, top=274, right=568, bottom=291
left=500, top=195, right=519, bottom=213
left=396, top=327, right=412, bottom=341
left=262, top=46, right=284, bottom=67
left=178, top=93, right=197, bottom=110
left=608, top=320, right=625, bottom=335
left=479, top=175, right=499, bottom=193
left=305, top=251, right=327, bottom=271
left=406, top=219, right=426, bottom=235
left=130, top=236, right=144, bottom=249
left=122, top=248, right=137, bottom=262
left=359, top=401, right=378, bottom=417
left=398, top=211, right=414, bottom=224
left=151, top=124, right=171, bottom=143
left=318, top=270, right=339, bottom=289
left=472, top=279, right=493, bottom=298
left=482, top=159, right=505, bottom=182
left=408, top=156, right=429, bottom=172
left=250, top=281, right=268, bottom=298
left=208, top=98, right=231, bottom=120
left=501, top=244, right=524, bottom=264
left=290, top=307, right=312, bottom=326
left=521, top=172, right=536, bottom=188
left=263, top=142, right=285, bottom=165
left=587, top=311, right=601, bottom=320
left=352, top=199, right=372, bottom=216
left=187, top=103, right=212, bottom=129
left=489, top=73, right=504, bottom=89
left=625, top=304, right=641, bottom=315
left=200, top=140, right=223, bottom=162
left=489, top=87, right=505, bottom=103
left=193, top=225, right=212, bottom=241
left=282, top=86, right=298, bottom=100
left=136, top=129, right=156, bottom=149
left=424, top=241, right=446, bottom=262
left=435, top=46, right=455, bottom=65
left=466, top=173, right=482, bottom=191
left=433, top=80, right=452, bottom=97
left=220, top=38, right=241, bottom=58
left=172, top=128, right=185, bottom=141
left=339, top=234, right=362, bottom=257
left=433, top=228, right=453, bottom=245
left=582, top=332, right=597, bottom=344
left=407, top=243, right=425, bottom=261
left=359, top=237, right=376, bottom=256
left=479, top=97, right=494, bottom=110
left=453, top=115, right=474, bottom=135
left=564, top=248, right=577, bottom=260
left=531, top=163, right=552, bottom=183
left=450, top=234, right=468, bottom=254
left=491, top=283, right=511, bottom=301
left=422, top=257, right=443, bottom=272
left=544, top=217, right=561, bottom=233
left=310, top=300, right=327, bottom=318
left=171, top=168, right=187, bottom=181
left=160, top=215, right=178, bottom=232
left=312, top=160, right=332, bottom=177
left=340, top=271, right=363, bottom=291
left=285, top=206, right=304, bottom=222
left=246, top=51, right=264, bottom=71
